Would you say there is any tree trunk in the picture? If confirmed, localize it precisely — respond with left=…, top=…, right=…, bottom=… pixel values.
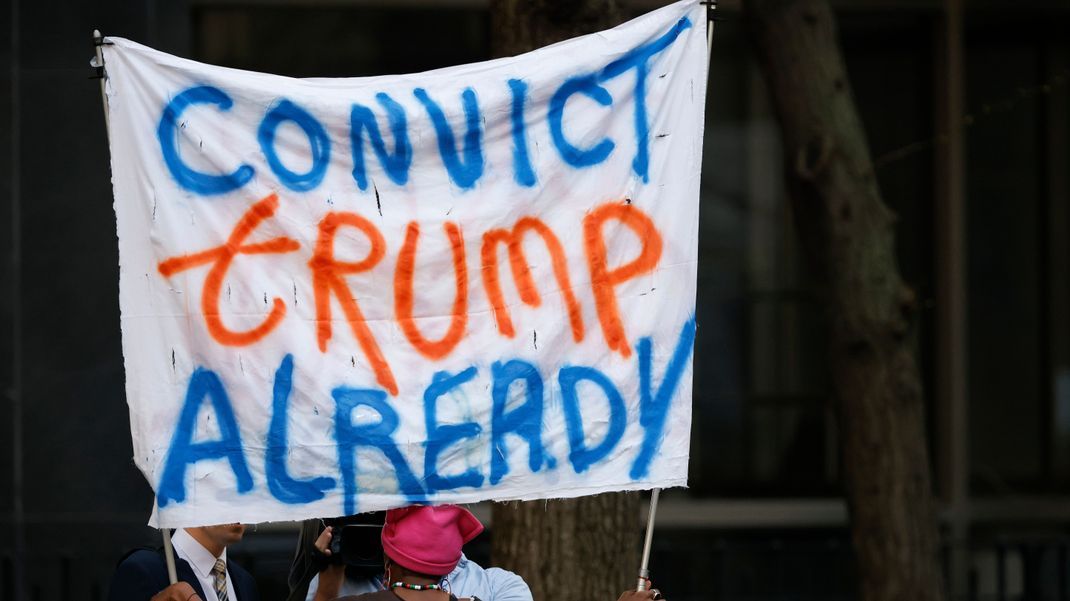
left=492, top=494, right=641, bottom=601
left=489, top=0, right=623, bottom=59
left=742, top=2, right=946, bottom=601
left=488, top=4, right=642, bottom=601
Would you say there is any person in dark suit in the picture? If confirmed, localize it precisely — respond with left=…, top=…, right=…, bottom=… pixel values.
left=108, top=524, right=260, bottom=601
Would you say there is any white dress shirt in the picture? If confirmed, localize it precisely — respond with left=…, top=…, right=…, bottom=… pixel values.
left=172, top=528, right=239, bottom=601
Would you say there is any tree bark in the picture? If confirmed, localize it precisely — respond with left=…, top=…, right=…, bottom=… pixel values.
left=492, top=494, right=641, bottom=601
left=489, top=4, right=642, bottom=601
left=489, top=0, right=622, bottom=59
left=742, top=2, right=945, bottom=601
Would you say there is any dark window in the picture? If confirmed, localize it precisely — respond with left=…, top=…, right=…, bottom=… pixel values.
left=195, top=6, right=489, bottom=77
left=966, top=15, right=1070, bottom=494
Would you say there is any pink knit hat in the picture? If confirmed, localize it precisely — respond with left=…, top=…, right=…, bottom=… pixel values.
left=381, top=505, right=484, bottom=575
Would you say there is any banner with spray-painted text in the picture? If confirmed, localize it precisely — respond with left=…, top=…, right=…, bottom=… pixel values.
left=103, top=0, right=707, bottom=528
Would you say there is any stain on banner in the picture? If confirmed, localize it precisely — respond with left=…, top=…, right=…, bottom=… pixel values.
left=102, top=0, right=708, bottom=528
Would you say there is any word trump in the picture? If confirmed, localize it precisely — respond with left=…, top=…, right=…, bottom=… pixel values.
left=157, top=193, right=665, bottom=396
left=157, top=318, right=695, bottom=515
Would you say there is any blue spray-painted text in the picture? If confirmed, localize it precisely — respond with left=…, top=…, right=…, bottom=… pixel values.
left=156, top=318, right=695, bottom=514
left=156, top=17, right=691, bottom=196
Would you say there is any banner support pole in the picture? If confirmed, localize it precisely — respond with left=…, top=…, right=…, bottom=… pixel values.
left=703, top=0, right=718, bottom=63
left=707, top=1, right=715, bottom=55
left=91, top=30, right=111, bottom=137
left=636, top=3, right=716, bottom=594
left=161, top=528, right=179, bottom=585
left=635, top=488, right=661, bottom=592
left=93, top=28, right=177, bottom=586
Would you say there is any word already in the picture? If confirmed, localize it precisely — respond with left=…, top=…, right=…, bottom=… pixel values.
left=155, top=317, right=695, bottom=515
left=156, top=17, right=691, bottom=196
left=158, top=193, right=663, bottom=396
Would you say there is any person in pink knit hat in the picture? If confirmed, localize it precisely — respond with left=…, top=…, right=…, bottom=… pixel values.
left=319, top=504, right=668, bottom=601
left=328, top=504, right=487, bottom=601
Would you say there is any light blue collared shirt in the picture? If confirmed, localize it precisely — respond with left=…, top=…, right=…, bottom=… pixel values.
left=306, top=554, right=532, bottom=601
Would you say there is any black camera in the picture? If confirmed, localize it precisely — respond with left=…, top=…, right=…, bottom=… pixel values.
left=317, top=511, right=386, bottom=580
left=327, top=523, right=384, bottom=568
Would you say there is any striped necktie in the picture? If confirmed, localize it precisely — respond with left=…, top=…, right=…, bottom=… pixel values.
left=211, top=558, right=230, bottom=601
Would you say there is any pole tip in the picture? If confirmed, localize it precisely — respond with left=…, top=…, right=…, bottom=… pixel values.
left=93, top=29, right=102, bottom=40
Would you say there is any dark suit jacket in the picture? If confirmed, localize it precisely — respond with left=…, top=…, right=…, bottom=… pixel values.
left=108, top=546, right=260, bottom=601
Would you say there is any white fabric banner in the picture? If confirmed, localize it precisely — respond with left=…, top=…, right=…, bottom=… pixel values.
left=103, top=0, right=707, bottom=528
